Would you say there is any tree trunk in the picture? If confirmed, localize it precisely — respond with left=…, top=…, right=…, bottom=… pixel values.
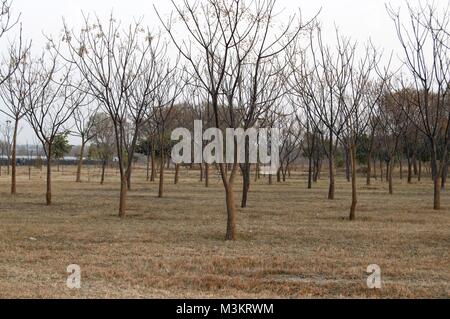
left=313, top=158, right=320, bottom=182
left=100, top=160, right=106, bottom=185
left=386, top=161, right=389, bottom=183
left=158, top=153, right=165, bottom=198
left=46, top=151, right=52, bottom=206
left=345, top=146, right=351, bottom=182
left=126, top=165, right=132, bottom=191
left=308, top=155, right=313, bottom=189
left=413, top=155, right=418, bottom=176
left=225, top=185, right=237, bottom=241
left=75, top=140, right=86, bottom=183
left=366, top=151, right=372, bottom=186
left=350, top=144, right=357, bottom=221
left=241, top=164, right=250, bottom=208
left=380, top=160, right=384, bottom=182
left=241, top=139, right=251, bottom=208
left=146, top=153, right=150, bottom=181
left=389, top=160, right=394, bottom=195
left=11, top=118, right=18, bottom=195
left=434, top=171, right=441, bottom=210
left=418, top=161, right=422, bottom=182
left=119, top=174, right=127, bottom=218
left=328, top=154, right=335, bottom=200
left=441, top=161, right=448, bottom=191
left=200, top=163, right=204, bottom=182
left=373, top=159, right=377, bottom=180
left=174, top=164, right=180, bottom=185
left=399, top=159, right=403, bottom=180
left=150, top=149, right=156, bottom=182
left=407, top=156, right=413, bottom=184
left=205, top=163, right=210, bottom=188
left=431, top=142, right=441, bottom=210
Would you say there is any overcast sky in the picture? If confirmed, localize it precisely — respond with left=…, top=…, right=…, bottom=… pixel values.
left=0, top=0, right=444, bottom=145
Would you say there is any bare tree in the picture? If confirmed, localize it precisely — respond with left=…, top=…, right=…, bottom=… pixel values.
left=25, top=48, right=84, bottom=205
left=72, top=100, right=99, bottom=182
left=90, top=112, right=116, bottom=185
left=277, top=112, right=302, bottom=183
left=291, top=26, right=349, bottom=201
left=0, top=35, right=32, bottom=194
left=337, top=44, right=384, bottom=221
left=0, top=0, right=22, bottom=86
left=0, top=120, right=12, bottom=174
left=387, top=2, right=450, bottom=210
left=158, top=0, right=309, bottom=240
left=60, top=15, right=168, bottom=217
left=150, top=63, right=185, bottom=198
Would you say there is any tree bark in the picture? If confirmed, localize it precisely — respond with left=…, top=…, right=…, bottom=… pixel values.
left=222, top=162, right=239, bottom=241
left=349, top=144, right=357, bottom=221
left=345, top=146, right=351, bottom=182
left=174, top=164, right=180, bottom=185
left=388, top=160, right=394, bottom=195
left=119, top=174, right=127, bottom=218
left=328, top=128, right=335, bottom=199
left=386, top=161, right=389, bottom=183
left=399, top=159, right=403, bottom=180
left=407, top=156, right=413, bottom=184
left=313, top=158, right=320, bottom=182
left=126, top=165, right=132, bottom=191
left=431, top=141, right=441, bottom=210
left=241, top=140, right=251, bottom=208
left=434, top=176, right=441, bottom=209
left=307, top=154, right=313, bottom=189
left=75, top=140, right=86, bottom=183
left=11, top=118, right=18, bottom=195
left=46, top=147, right=52, bottom=206
left=100, top=160, right=106, bottom=185
left=241, top=163, right=250, bottom=208
left=413, top=155, right=418, bottom=176
left=441, top=161, right=448, bottom=191
left=225, top=185, right=237, bottom=241
left=373, top=159, right=377, bottom=180
left=150, top=148, right=156, bottom=182
left=205, top=163, right=210, bottom=187
left=158, top=153, right=165, bottom=198
left=328, top=154, right=335, bottom=200
left=146, top=153, right=150, bottom=181
left=380, top=160, right=384, bottom=182
left=418, top=161, right=422, bottom=182
left=366, top=151, right=372, bottom=186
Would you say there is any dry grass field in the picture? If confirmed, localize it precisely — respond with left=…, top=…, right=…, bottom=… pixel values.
left=0, top=164, right=449, bottom=299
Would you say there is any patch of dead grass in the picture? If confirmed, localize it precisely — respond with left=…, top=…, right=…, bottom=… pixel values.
left=0, top=165, right=449, bottom=298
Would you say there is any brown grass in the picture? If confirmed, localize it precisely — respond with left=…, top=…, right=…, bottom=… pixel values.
left=0, top=164, right=449, bottom=299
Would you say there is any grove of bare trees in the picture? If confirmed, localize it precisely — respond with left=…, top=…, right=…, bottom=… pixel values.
left=0, top=0, right=449, bottom=241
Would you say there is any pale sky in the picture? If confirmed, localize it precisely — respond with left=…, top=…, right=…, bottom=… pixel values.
left=0, top=0, right=445, bottom=144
